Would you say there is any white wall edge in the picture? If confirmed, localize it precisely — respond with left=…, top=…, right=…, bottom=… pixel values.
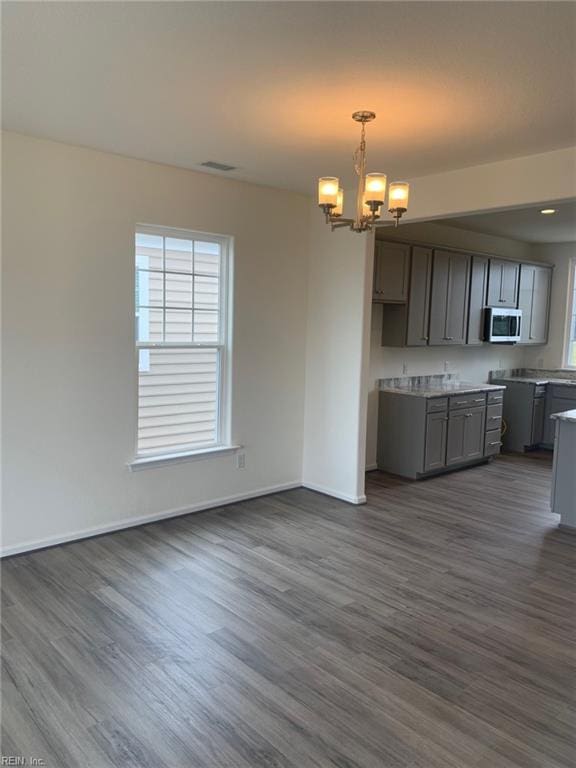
left=0, top=481, right=302, bottom=558
left=302, top=481, right=366, bottom=505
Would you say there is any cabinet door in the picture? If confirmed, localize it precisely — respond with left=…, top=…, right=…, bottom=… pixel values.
left=529, top=266, right=552, bottom=344
left=501, top=261, right=520, bottom=307
left=467, top=255, right=488, bottom=345
left=429, top=250, right=471, bottom=345
left=518, top=265, right=551, bottom=344
left=446, top=406, right=485, bottom=465
left=531, top=397, right=545, bottom=445
left=373, top=242, right=410, bottom=303
left=518, top=265, right=535, bottom=343
left=487, top=259, right=519, bottom=308
left=487, top=260, right=504, bottom=307
left=424, top=412, right=448, bottom=472
left=406, top=246, right=433, bottom=346
left=545, top=397, right=576, bottom=444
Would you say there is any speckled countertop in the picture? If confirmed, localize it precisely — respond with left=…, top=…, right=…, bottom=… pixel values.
left=490, top=368, right=576, bottom=387
left=378, top=373, right=505, bottom=399
left=551, top=409, right=576, bottom=423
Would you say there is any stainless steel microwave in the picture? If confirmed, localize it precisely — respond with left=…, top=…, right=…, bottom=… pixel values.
left=484, top=307, right=522, bottom=343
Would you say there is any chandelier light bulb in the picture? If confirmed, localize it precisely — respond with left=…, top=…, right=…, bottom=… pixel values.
left=333, top=188, right=344, bottom=217
left=318, top=177, right=339, bottom=207
left=364, top=173, right=387, bottom=204
left=389, top=182, right=410, bottom=210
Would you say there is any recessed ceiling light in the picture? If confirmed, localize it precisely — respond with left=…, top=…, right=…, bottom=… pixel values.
left=540, top=208, right=557, bottom=215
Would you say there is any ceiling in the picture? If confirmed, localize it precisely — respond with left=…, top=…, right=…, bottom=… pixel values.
left=439, top=200, right=576, bottom=243
left=2, top=2, right=576, bottom=195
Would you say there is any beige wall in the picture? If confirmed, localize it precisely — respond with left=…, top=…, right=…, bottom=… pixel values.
left=2, top=132, right=310, bottom=553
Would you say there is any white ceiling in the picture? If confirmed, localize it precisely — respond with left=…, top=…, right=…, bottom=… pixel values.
left=439, top=200, right=576, bottom=243
left=3, top=2, right=576, bottom=195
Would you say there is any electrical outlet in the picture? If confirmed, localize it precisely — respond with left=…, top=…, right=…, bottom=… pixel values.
left=402, top=362, right=408, bottom=375
left=444, top=360, right=451, bottom=372
left=236, top=452, right=246, bottom=470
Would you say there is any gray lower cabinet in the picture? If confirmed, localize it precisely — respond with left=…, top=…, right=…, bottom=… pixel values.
left=429, top=250, right=471, bottom=345
left=424, top=411, right=448, bottom=472
left=544, top=386, right=576, bottom=445
left=378, top=389, right=500, bottom=479
left=518, top=264, right=552, bottom=345
left=446, top=406, right=486, bottom=465
left=487, top=259, right=519, bottom=308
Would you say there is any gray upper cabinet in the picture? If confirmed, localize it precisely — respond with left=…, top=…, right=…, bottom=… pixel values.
left=429, top=250, right=471, bottom=345
left=487, top=259, right=519, bottom=307
left=373, top=242, right=410, bottom=303
left=406, top=246, right=433, bottom=346
left=518, top=264, right=552, bottom=345
left=467, top=255, right=489, bottom=345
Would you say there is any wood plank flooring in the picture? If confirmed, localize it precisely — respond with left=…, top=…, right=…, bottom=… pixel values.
left=2, top=452, right=575, bottom=767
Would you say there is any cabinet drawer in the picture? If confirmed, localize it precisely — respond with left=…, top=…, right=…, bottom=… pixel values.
left=550, top=385, right=576, bottom=400
left=534, top=385, right=547, bottom=398
left=449, top=392, right=486, bottom=410
left=485, top=429, right=503, bottom=456
left=487, top=390, right=504, bottom=405
left=486, top=403, right=503, bottom=429
left=427, top=397, right=448, bottom=413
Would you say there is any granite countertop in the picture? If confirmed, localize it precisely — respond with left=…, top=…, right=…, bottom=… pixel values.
left=551, top=409, right=576, bottom=423
left=490, top=369, right=576, bottom=387
left=378, top=373, right=505, bottom=399
left=492, top=376, right=576, bottom=386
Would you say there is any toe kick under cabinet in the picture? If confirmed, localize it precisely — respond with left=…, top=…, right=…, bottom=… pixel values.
left=377, top=390, right=504, bottom=479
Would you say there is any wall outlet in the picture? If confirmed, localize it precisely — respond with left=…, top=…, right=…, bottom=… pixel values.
left=236, top=452, right=246, bottom=470
left=402, top=362, right=409, bottom=375
left=444, top=360, right=451, bottom=372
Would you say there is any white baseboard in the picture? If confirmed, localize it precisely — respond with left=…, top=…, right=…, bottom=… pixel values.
left=0, top=481, right=301, bottom=558
left=302, top=481, right=366, bottom=505
left=365, top=463, right=378, bottom=472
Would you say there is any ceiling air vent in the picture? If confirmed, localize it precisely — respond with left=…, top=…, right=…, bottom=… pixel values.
left=199, top=161, right=237, bottom=172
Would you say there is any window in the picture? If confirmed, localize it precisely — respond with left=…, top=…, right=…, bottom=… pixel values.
left=135, top=227, right=230, bottom=458
left=566, top=258, right=576, bottom=368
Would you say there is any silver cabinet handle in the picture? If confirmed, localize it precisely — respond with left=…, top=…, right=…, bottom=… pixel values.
left=421, top=336, right=429, bottom=341
left=473, top=398, right=485, bottom=403
left=465, top=413, right=473, bottom=418
left=489, top=441, right=503, bottom=446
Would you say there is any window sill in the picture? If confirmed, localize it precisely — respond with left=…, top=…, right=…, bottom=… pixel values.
left=128, top=445, right=242, bottom=471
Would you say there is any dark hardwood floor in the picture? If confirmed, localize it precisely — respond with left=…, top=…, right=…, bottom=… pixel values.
left=2, top=452, right=575, bottom=767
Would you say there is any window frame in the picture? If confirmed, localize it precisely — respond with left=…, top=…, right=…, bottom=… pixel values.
left=563, top=256, right=576, bottom=370
left=132, top=224, right=234, bottom=464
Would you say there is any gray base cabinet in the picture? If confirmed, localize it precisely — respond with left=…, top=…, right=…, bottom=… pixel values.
left=424, top=411, right=448, bottom=472
left=377, top=390, right=503, bottom=479
left=446, top=406, right=486, bottom=465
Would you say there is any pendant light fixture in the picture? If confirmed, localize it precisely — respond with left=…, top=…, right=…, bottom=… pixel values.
left=318, top=111, right=410, bottom=233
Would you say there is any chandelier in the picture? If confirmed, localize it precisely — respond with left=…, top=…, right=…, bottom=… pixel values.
left=318, top=111, right=410, bottom=233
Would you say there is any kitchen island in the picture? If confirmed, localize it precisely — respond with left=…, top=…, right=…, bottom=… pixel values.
left=551, top=409, right=576, bottom=531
